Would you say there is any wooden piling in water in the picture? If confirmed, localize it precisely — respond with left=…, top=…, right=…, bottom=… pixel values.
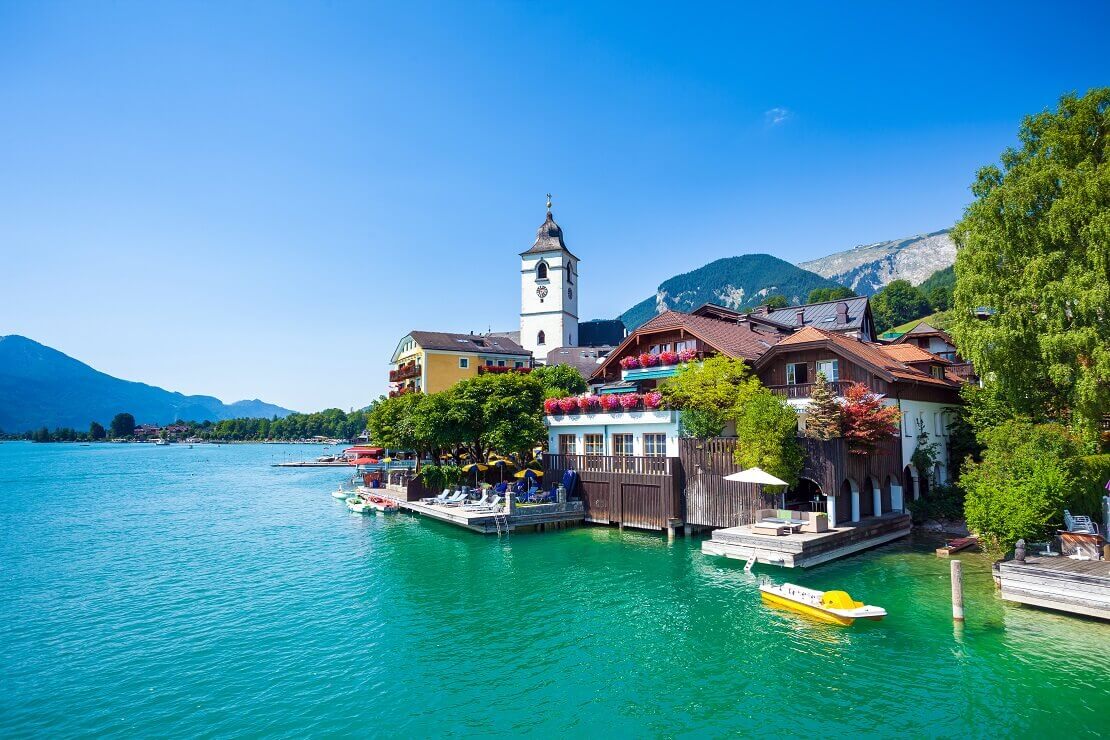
left=951, top=559, right=965, bottom=622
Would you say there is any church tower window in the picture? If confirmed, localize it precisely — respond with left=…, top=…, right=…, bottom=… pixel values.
left=536, top=262, right=548, bottom=280
left=537, top=330, right=546, bottom=346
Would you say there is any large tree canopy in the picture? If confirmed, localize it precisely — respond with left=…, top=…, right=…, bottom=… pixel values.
left=870, top=280, right=930, bottom=332
left=951, top=88, right=1110, bottom=441
left=660, top=356, right=753, bottom=438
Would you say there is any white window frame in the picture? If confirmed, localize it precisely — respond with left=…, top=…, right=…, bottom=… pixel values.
left=611, top=433, right=634, bottom=456
left=583, top=434, right=604, bottom=455
left=786, top=362, right=809, bottom=385
left=459, top=357, right=469, bottom=369
left=816, top=358, right=839, bottom=382
left=558, top=434, right=577, bottom=455
left=643, top=433, right=667, bottom=457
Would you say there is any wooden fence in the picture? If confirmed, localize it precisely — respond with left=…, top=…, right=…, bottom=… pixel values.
left=679, top=438, right=774, bottom=528
left=545, top=453, right=682, bottom=531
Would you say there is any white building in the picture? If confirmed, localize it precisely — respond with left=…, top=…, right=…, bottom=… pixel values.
left=520, top=198, right=579, bottom=360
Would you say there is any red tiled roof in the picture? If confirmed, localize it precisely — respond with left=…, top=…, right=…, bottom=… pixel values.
left=635, top=311, right=783, bottom=360
left=878, top=343, right=950, bottom=365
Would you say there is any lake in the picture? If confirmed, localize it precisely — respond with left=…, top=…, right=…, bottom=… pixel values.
left=2, top=442, right=1107, bottom=737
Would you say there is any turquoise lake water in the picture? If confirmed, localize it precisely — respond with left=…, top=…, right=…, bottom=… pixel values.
left=1, top=442, right=1107, bottom=737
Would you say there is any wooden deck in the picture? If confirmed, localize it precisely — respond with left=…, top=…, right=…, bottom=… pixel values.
left=394, top=498, right=585, bottom=534
left=994, top=556, right=1110, bottom=621
left=701, top=512, right=912, bottom=568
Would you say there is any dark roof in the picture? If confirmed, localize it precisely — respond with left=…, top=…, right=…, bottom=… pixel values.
left=546, top=345, right=613, bottom=377
left=758, top=296, right=871, bottom=332
left=409, top=331, right=531, bottom=356
left=520, top=211, right=579, bottom=260
left=578, top=319, right=626, bottom=347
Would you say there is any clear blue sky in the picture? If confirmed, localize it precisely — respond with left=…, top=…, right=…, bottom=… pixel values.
left=2, top=1, right=1107, bottom=412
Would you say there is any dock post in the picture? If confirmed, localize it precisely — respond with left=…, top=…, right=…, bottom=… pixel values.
left=950, top=559, right=965, bottom=622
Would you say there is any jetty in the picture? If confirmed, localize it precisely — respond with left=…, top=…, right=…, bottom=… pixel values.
left=273, top=460, right=352, bottom=467
left=702, top=512, right=911, bottom=568
left=394, top=497, right=584, bottom=534
left=994, top=556, right=1110, bottom=621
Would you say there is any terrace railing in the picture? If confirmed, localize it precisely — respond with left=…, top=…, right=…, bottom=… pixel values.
left=949, top=362, right=978, bottom=382
left=546, top=452, right=674, bottom=476
left=389, top=364, right=422, bottom=382
left=767, top=380, right=850, bottom=399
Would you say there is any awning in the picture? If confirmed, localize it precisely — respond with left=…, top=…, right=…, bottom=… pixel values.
left=598, top=380, right=638, bottom=395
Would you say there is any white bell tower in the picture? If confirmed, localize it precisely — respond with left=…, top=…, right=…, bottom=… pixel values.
left=520, top=195, right=579, bottom=362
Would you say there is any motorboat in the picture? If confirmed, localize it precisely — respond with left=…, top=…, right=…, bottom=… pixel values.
left=332, top=486, right=349, bottom=499
left=345, top=496, right=370, bottom=514
left=759, top=581, right=886, bottom=626
left=364, top=495, right=399, bottom=514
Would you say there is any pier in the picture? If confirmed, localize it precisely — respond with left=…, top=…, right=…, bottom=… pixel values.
left=391, top=497, right=585, bottom=534
left=701, top=512, right=912, bottom=568
left=993, top=556, right=1110, bottom=621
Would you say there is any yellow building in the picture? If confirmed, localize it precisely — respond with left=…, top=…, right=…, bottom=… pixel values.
left=388, top=331, right=533, bottom=396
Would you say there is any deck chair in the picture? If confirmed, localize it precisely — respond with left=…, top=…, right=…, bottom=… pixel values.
left=464, top=492, right=492, bottom=509
left=1064, top=509, right=1099, bottom=534
left=466, top=494, right=502, bottom=512
left=440, top=491, right=469, bottom=507
left=422, top=488, right=452, bottom=504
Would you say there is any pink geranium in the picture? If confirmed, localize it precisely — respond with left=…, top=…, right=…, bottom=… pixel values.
left=659, top=350, right=679, bottom=365
left=577, top=395, right=601, bottom=412
left=599, top=394, right=621, bottom=411
left=543, top=398, right=561, bottom=414
left=619, top=393, right=641, bottom=410
left=638, top=352, right=659, bottom=367
left=643, top=391, right=663, bottom=409
left=558, top=397, right=579, bottom=413
left=619, top=356, right=640, bottom=370
left=677, top=348, right=697, bottom=362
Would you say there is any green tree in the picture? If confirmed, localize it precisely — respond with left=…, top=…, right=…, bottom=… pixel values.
left=733, top=387, right=803, bottom=488
left=807, top=286, right=856, bottom=304
left=32, top=426, right=50, bottom=442
left=870, top=280, right=930, bottom=332
left=89, top=421, right=106, bottom=440
left=951, top=88, right=1110, bottom=443
left=764, top=295, right=789, bottom=309
left=962, top=421, right=1082, bottom=551
left=367, top=393, right=423, bottom=451
left=110, top=413, right=136, bottom=438
left=660, top=356, right=753, bottom=438
left=530, top=364, right=587, bottom=397
left=804, top=372, right=841, bottom=440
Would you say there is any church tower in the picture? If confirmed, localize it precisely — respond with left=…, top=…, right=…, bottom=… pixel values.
left=520, top=196, right=579, bottom=362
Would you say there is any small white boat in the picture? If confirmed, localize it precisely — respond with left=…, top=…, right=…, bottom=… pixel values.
left=346, top=496, right=370, bottom=514
left=154, top=438, right=170, bottom=446
left=332, top=487, right=349, bottom=499
left=759, top=581, right=886, bottom=626
left=364, top=495, right=399, bottom=514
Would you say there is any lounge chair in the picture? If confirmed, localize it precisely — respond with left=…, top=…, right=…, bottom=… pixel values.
left=440, top=491, right=469, bottom=507
left=465, top=494, right=502, bottom=512
left=465, top=492, right=493, bottom=509
left=1064, top=509, right=1099, bottom=534
left=421, top=489, right=452, bottom=504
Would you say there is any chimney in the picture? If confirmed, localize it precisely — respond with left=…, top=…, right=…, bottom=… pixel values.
left=836, top=302, right=849, bottom=324
left=753, top=305, right=768, bottom=316
left=796, top=308, right=806, bottom=325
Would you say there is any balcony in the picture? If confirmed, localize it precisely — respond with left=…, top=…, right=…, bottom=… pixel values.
left=767, top=380, right=850, bottom=399
left=949, top=362, right=977, bottom=382
left=389, top=363, right=421, bottom=382
left=546, top=452, right=674, bottom=476
left=477, top=365, right=532, bottom=375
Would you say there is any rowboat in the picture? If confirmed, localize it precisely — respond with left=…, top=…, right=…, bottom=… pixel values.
left=936, top=536, right=977, bottom=557
left=332, top=487, right=349, bottom=499
left=759, top=581, right=886, bottom=626
left=365, top=495, right=399, bottom=514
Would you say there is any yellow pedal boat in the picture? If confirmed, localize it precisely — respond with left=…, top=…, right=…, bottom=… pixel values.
left=759, top=582, right=886, bottom=626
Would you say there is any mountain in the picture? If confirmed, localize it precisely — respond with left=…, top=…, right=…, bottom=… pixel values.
left=797, top=229, right=956, bottom=296
left=0, top=335, right=295, bottom=432
left=619, top=254, right=841, bottom=330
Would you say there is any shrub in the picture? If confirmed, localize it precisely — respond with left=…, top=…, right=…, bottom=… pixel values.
left=643, top=391, right=663, bottom=409
left=558, top=397, right=578, bottom=414
left=1075, top=455, right=1110, bottom=518
left=619, top=356, right=640, bottom=370
left=962, top=421, right=1083, bottom=552
left=599, top=394, right=621, bottom=411
left=619, top=393, right=641, bottom=410
left=543, top=398, right=561, bottom=415
left=907, top=483, right=966, bottom=525
left=659, top=350, right=679, bottom=365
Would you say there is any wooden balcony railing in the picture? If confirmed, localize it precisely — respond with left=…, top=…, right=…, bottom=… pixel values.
left=949, top=362, right=977, bottom=381
left=546, top=452, right=673, bottom=476
left=767, top=380, right=850, bottom=399
left=389, top=364, right=421, bottom=382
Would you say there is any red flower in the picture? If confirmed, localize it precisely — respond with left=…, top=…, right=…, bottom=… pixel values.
left=599, top=394, right=621, bottom=411
left=677, top=349, right=697, bottom=362
left=643, top=391, right=663, bottom=409
left=577, top=395, right=601, bottom=412
left=639, top=353, right=659, bottom=367
left=659, top=351, right=679, bottom=365
left=558, top=397, right=579, bottom=413
left=543, top=398, right=561, bottom=415
left=619, top=393, right=641, bottom=410
left=620, top=356, right=640, bottom=370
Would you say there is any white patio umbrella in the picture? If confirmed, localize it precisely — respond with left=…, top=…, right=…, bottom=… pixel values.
left=724, top=467, right=789, bottom=508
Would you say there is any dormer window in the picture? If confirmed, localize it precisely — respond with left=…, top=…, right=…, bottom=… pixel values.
left=536, top=262, right=548, bottom=280
left=931, top=365, right=945, bottom=379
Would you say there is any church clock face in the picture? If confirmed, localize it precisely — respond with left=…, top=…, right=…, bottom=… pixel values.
left=536, top=285, right=548, bottom=299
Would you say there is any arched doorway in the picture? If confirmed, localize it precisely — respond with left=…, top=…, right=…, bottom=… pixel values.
left=785, top=477, right=823, bottom=511
left=882, top=474, right=896, bottom=513
left=903, top=465, right=919, bottom=501
left=838, top=479, right=858, bottom=523
left=860, top=476, right=876, bottom=517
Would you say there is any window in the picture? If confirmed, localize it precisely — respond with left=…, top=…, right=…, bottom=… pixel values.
left=497, top=360, right=506, bottom=367
left=537, top=331, right=546, bottom=345
left=815, top=359, right=839, bottom=382
left=903, top=411, right=911, bottom=437
left=674, top=340, right=694, bottom=353
left=931, top=365, right=945, bottom=379
left=536, top=262, right=548, bottom=280
left=786, top=362, right=809, bottom=385
left=459, top=357, right=469, bottom=369
left=514, top=361, right=524, bottom=368
left=486, top=359, right=495, bottom=366
left=643, top=433, right=667, bottom=457
left=612, top=434, right=633, bottom=456
left=558, top=434, right=577, bottom=455
left=649, top=343, right=672, bottom=354
left=583, top=434, right=604, bottom=455
left=567, top=268, right=573, bottom=285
